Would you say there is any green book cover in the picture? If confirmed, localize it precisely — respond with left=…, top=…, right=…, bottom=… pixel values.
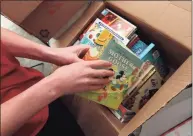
left=78, top=22, right=148, bottom=110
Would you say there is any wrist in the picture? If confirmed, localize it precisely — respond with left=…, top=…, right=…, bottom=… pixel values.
left=43, top=47, right=65, bottom=66
left=40, top=75, right=64, bottom=99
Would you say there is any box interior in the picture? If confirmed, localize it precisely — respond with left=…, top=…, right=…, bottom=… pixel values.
left=55, top=2, right=191, bottom=135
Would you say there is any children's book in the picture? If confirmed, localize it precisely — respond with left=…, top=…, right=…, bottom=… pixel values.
left=123, top=70, right=163, bottom=112
left=110, top=104, right=136, bottom=123
left=78, top=28, right=151, bottom=109
left=139, top=43, right=169, bottom=78
left=79, top=8, right=137, bottom=41
left=130, top=40, right=148, bottom=56
left=126, top=34, right=139, bottom=48
left=80, top=18, right=129, bottom=46
left=98, top=8, right=137, bottom=37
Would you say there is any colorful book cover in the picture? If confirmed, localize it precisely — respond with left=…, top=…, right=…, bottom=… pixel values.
left=110, top=104, right=136, bottom=123
left=111, top=67, right=156, bottom=123
left=98, top=8, right=137, bottom=37
left=126, top=34, right=139, bottom=48
left=78, top=29, right=149, bottom=109
left=79, top=8, right=137, bottom=41
left=130, top=40, right=148, bottom=56
left=123, top=70, right=163, bottom=112
left=139, top=43, right=169, bottom=78
left=80, top=18, right=129, bottom=46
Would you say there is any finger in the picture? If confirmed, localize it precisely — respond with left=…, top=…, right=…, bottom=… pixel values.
left=87, top=60, right=112, bottom=69
left=87, top=84, right=106, bottom=91
left=76, top=45, right=90, bottom=58
left=90, top=69, right=114, bottom=78
left=89, top=78, right=111, bottom=85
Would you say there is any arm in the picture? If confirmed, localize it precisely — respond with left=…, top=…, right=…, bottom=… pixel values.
left=1, top=76, right=59, bottom=136
left=1, top=27, right=61, bottom=65
left=1, top=60, right=114, bottom=136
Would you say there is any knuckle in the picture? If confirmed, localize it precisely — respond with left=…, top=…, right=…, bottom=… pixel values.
left=83, top=78, right=90, bottom=84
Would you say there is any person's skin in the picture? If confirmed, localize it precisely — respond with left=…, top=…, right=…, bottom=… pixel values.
left=1, top=28, right=114, bottom=136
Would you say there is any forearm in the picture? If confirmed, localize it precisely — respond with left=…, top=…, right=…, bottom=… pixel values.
left=1, top=28, right=59, bottom=64
left=1, top=76, right=61, bottom=136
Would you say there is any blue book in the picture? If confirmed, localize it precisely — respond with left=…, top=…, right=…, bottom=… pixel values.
left=138, top=43, right=169, bottom=78
left=130, top=40, right=148, bottom=56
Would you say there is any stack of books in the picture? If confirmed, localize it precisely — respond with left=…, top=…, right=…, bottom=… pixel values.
left=74, top=8, right=169, bottom=123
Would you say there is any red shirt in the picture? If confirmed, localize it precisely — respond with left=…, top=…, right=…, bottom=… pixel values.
left=0, top=43, right=48, bottom=136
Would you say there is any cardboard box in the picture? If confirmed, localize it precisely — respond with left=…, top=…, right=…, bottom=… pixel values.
left=138, top=86, right=192, bottom=136
left=2, top=1, right=191, bottom=136
left=1, top=1, right=43, bottom=24
left=1, top=1, right=90, bottom=43
left=57, top=1, right=191, bottom=136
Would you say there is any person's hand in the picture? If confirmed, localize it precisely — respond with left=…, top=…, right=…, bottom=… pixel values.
left=49, top=45, right=90, bottom=66
left=48, top=60, right=114, bottom=96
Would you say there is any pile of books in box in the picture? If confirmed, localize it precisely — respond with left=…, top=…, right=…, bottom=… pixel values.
left=73, top=9, right=169, bottom=123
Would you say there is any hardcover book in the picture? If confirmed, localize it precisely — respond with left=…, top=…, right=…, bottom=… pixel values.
left=78, top=28, right=151, bottom=109
left=98, top=8, right=137, bottom=37
left=79, top=8, right=137, bottom=41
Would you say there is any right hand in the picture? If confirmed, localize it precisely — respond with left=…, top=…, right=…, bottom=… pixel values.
left=49, top=60, right=114, bottom=96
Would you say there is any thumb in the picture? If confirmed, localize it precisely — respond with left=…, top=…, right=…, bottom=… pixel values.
left=76, top=45, right=90, bottom=59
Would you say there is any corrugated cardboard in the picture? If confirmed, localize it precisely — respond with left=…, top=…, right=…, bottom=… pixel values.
left=56, top=1, right=192, bottom=136
left=139, top=87, right=191, bottom=136
left=106, top=1, right=191, bottom=68
left=1, top=1, right=90, bottom=43
left=107, top=1, right=191, bottom=51
left=61, top=56, right=191, bottom=136
left=2, top=1, right=191, bottom=136
left=1, top=1, right=43, bottom=24
left=20, top=1, right=89, bottom=43
left=53, top=1, right=105, bottom=48
left=119, top=56, right=191, bottom=136
left=61, top=95, right=123, bottom=136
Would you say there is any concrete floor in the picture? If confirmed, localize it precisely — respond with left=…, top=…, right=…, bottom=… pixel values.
left=1, top=15, right=52, bottom=76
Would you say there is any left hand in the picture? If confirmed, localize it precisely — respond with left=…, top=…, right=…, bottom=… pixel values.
left=50, top=45, right=90, bottom=66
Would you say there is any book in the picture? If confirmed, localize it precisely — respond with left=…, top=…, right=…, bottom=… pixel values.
left=80, top=18, right=129, bottom=47
left=79, top=8, right=137, bottom=41
left=110, top=104, right=136, bottom=123
left=130, top=40, right=148, bottom=56
left=139, top=43, right=169, bottom=78
left=78, top=27, right=152, bottom=109
left=110, top=66, right=156, bottom=122
left=111, top=69, right=163, bottom=123
left=122, top=65, right=156, bottom=105
left=98, top=8, right=137, bottom=37
left=123, top=70, right=163, bottom=112
left=126, top=34, right=139, bottom=48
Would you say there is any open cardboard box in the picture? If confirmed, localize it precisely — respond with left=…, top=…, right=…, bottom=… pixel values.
left=1, top=1, right=192, bottom=136
left=54, top=1, right=192, bottom=136
left=1, top=1, right=90, bottom=43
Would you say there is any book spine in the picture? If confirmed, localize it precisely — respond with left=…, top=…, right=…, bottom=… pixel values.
left=122, top=67, right=156, bottom=106
left=127, top=34, right=140, bottom=49
left=126, top=64, right=155, bottom=96
left=138, top=43, right=155, bottom=60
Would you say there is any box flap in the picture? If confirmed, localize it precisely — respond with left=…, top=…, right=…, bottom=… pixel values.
left=1, top=1, right=43, bottom=24
left=52, top=1, right=105, bottom=48
left=170, top=1, right=192, bottom=12
left=119, top=56, right=192, bottom=136
left=20, top=1, right=89, bottom=43
left=61, top=95, right=124, bottom=136
left=106, top=1, right=191, bottom=52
